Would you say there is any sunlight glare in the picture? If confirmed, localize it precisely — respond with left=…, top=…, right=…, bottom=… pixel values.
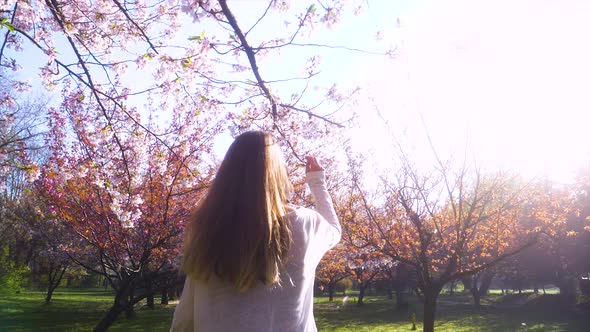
left=352, top=0, right=590, bottom=184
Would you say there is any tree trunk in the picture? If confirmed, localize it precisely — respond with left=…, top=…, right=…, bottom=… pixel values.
left=125, top=291, right=135, bottom=319
left=95, top=287, right=150, bottom=331
left=386, top=288, right=393, bottom=300
left=422, top=287, right=440, bottom=332
left=45, top=265, right=67, bottom=304
left=161, top=288, right=169, bottom=305
left=93, top=306, right=122, bottom=332
left=472, top=290, right=481, bottom=307
left=357, top=285, right=366, bottom=306
left=471, top=272, right=494, bottom=307
left=146, top=293, right=155, bottom=309
left=395, top=288, right=408, bottom=310
left=328, top=284, right=335, bottom=302
left=45, top=288, right=56, bottom=304
left=558, top=276, right=579, bottom=305
left=414, top=287, right=424, bottom=303
left=480, top=273, right=493, bottom=294
left=461, top=277, right=472, bottom=295
left=93, top=279, right=145, bottom=331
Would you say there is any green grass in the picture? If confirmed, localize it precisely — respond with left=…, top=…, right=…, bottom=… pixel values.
left=1, top=288, right=588, bottom=331
left=0, top=288, right=174, bottom=331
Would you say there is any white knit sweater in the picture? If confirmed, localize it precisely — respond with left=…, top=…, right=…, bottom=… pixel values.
left=170, top=171, right=341, bottom=332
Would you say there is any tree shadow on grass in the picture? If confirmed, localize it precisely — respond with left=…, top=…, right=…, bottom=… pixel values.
left=435, top=294, right=589, bottom=332
left=315, top=297, right=419, bottom=331
left=314, top=295, right=590, bottom=332
left=0, top=294, right=110, bottom=331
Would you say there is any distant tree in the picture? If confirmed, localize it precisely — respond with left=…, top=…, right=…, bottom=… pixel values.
left=337, top=178, right=390, bottom=307
left=378, top=262, right=417, bottom=309
left=359, top=159, right=540, bottom=332
left=572, top=166, right=590, bottom=281
left=24, top=198, right=73, bottom=303
left=316, top=244, right=350, bottom=302
left=460, top=268, right=495, bottom=306
left=0, top=92, right=45, bottom=195
left=524, top=180, right=585, bottom=303
left=0, top=90, right=47, bottom=294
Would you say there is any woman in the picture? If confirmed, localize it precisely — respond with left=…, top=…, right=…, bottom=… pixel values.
left=170, top=131, right=341, bottom=332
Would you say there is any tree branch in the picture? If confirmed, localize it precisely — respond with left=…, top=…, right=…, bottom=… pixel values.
left=279, top=103, right=344, bottom=128
left=112, top=0, right=159, bottom=54
left=245, top=0, right=274, bottom=36
left=0, top=2, right=18, bottom=64
left=217, top=0, right=277, bottom=118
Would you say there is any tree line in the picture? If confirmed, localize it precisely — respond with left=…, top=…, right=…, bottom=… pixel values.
left=2, top=91, right=589, bottom=332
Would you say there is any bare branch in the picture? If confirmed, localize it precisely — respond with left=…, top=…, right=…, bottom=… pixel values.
left=0, top=2, right=18, bottom=63
left=245, top=0, right=274, bottom=36
left=279, top=103, right=344, bottom=128
left=217, top=0, right=277, bottom=118
left=258, top=42, right=396, bottom=56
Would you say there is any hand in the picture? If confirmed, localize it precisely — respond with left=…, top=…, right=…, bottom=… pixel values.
left=305, top=156, right=324, bottom=173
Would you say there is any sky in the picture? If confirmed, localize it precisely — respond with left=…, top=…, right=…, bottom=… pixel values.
left=340, top=0, right=590, bottom=183
left=222, top=0, right=590, bottom=184
left=12, top=0, right=590, bottom=184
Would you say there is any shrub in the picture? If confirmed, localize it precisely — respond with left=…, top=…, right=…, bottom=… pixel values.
left=336, top=278, right=353, bottom=295
left=0, top=245, right=29, bottom=294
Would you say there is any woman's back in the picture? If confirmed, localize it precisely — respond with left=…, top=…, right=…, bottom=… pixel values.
left=184, top=205, right=338, bottom=332
left=170, top=131, right=340, bottom=332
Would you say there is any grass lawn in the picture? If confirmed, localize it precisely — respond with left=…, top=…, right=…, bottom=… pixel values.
left=1, top=288, right=588, bottom=331
left=314, top=294, right=589, bottom=331
left=0, top=288, right=175, bottom=332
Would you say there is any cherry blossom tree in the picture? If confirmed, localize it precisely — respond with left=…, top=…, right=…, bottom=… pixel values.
left=35, top=89, right=220, bottom=330
left=0, top=0, right=388, bottom=160
left=0, top=1, right=394, bottom=329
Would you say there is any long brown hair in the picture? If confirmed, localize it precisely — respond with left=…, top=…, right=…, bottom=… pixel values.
left=182, top=131, right=293, bottom=291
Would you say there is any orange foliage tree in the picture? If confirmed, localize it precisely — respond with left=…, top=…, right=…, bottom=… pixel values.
left=337, top=181, right=391, bottom=306
left=357, top=158, right=540, bottom=332
left=316, top=244, right=350, bottom=302
left=512, top=178, right=589, bottom=300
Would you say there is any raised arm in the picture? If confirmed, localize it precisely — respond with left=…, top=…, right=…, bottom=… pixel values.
left=306, top=156, right=341, bottom=248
